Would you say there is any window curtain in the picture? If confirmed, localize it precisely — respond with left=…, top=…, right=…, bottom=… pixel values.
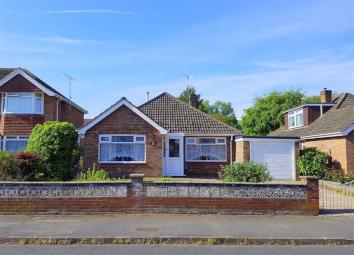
left=6, top=96, right=32, bottom=113
left=5, top=140, right=28, bottom=153
left=186, top=144, right=226, bottom=161
left=100, top=143, right=145, bottom=162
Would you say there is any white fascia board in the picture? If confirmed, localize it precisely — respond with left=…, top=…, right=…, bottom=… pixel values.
left=54, top=94, right=88, bottom=114
left=301, top=132, right=343, bottom=140
left=236, top=137, right=299, bottom=143
left=282, top=103, right=336, bottom=114
left=301, top=124, right=354, bottom=140
left=78, top=98, right=168, bottom=135
left=0, top=69, right=55, bottom=96
left=184, top=133, right=235, bottom=137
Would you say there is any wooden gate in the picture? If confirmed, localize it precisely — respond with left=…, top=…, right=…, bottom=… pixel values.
left=320, top=180, right=354, bottom=214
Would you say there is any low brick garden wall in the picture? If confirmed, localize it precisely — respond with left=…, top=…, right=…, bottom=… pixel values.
left=0, top=176, right=319, bottom=215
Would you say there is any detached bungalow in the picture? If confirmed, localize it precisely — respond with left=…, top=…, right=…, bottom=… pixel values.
left=78, top=93, right=241, bottom=178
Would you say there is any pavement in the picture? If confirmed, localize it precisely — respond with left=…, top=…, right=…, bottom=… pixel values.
left=0, top=214, right=353, bottom=241
left=1, top=245, right=354, bottom=255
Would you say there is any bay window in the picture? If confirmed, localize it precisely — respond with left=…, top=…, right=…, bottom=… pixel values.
left=2, top=92, right=43, bottom=114
left=99, top=135, right=146, bottom=163
left=288, top=109, right=303, bottom=128
left=1, top=136, right=29, bottom=153
left=186, top=137, right=227, bottom=162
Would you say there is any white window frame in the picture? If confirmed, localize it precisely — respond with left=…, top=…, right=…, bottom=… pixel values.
left=2, top=136, right=29, bottom=152
left=98, top=134, right=146, bottom=164
left=288, top=108, right=304, bottom=129
left=186, top=137, right=227, bottom=162
left=1, top=92, right=44, bottom=114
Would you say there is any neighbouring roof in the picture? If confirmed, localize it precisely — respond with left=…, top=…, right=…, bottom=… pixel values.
left=139, top=92, right=241, bottom=134
left=270, top=93, right=354, bottom=138
left=0, top=67, right=88, bottom=114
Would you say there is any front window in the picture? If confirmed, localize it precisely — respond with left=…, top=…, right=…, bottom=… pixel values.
left=99, top=135, right=146, bottom=163
left=288, top=109, right=303, bottom=129
left=186, top=137, right=227, bottom=162
left=1, top=136, right=29, bottom=153
left=2, top=92, right=43, bottom=114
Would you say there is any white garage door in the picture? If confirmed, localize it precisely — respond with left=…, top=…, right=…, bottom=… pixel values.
left=250, top=141, right=295, bottom=180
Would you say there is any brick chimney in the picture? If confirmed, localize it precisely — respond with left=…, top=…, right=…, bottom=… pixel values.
left=189, top=93, right=199, bottom=108
left=320, top=88, right=332, bottom=103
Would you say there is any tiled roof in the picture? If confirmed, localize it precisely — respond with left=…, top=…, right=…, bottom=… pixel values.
left=270, top=93, right=354, bottom=137
left=0, top=67, right=87, bottom=114
left=139, top=92, right=241, bottom=134
left=0, top=68, right=15, bottom=80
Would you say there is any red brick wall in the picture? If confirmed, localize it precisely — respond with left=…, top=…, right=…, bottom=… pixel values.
left=0, top=75, right=41, bottom=93
left=80, top=105, right=163, bottom=178
left=346, top=131, right=354, bottom=175
left=0, top=177, right=319, bottom=215
left=184, top=136, right=232, bottom=177
left=305, top=106, right=321, bottom=126
left=58, top=101, right=84, bottom=128
left=0, top=115, right=44, bottom=136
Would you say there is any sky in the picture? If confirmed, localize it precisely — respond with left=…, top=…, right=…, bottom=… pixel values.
left=1, top=0, right=354, bottom=119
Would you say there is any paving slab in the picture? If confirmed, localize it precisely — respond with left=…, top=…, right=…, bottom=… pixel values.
left=0, top=214, right=353, bottom=240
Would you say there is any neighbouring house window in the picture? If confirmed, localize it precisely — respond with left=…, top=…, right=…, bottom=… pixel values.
left=2, top=136, right=29, bottom=153
left=2, top=92, right=43, bottom=114
left=288, top=109, right=303, bottom=129
left=186, top=137, right=227, bottom=162
left=99, top=135, right=146, bottom=163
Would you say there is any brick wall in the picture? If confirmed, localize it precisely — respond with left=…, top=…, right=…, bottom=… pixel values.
left=305, top=137, right=349, bottom=174
left=346, top=131, right=354, bottom=175
left=0, top=176, right=319, bottom=215
left=58, top=100, right=85, bottom=128
left=184, top=136, right=232, bottom=177
left=0, top=115, right=44, bottom=136
left=80, top=105, right=163, bottom=178
left=235, top=140, right=250, bottom=162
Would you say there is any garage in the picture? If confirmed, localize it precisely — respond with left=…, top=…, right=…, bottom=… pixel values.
left=235, top=136, right=299, bottom=180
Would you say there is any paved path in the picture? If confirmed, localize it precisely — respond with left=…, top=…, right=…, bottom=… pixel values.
left=0, top=214, right=353, bottom=239
left=0, top=245, right=353, bottom=255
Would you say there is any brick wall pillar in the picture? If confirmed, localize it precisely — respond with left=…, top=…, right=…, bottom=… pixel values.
left=235, top=140, right=250, bottom=162
left=300, top=176, right=319, bottom=215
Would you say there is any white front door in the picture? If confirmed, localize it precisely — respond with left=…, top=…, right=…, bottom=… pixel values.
left=164, top=134, right=184, bottom=176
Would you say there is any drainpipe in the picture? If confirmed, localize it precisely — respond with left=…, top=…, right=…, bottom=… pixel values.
left=56, top=99, right=61, bottom=121
left=230, top=135, right=233, bottom=163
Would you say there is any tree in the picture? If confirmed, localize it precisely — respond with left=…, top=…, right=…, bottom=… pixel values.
left=178, top=86, right=240, bottom=129
left=178, top=85, right=203, bottom=106
left=303, top=95, right=321, bottom=104
left=241, top=90, right=305, bottom=135
left=26, top=121, right=78, bottom=181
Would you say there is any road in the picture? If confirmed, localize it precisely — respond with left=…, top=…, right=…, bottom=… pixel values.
left=0, top=245, right=354, bottom=255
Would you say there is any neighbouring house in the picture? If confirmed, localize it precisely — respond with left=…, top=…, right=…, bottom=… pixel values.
left=271, top=88, right=354, bottom=175
left=0, top=67, right=88, bottom=152
left=78, top=92, right=299, bottom=179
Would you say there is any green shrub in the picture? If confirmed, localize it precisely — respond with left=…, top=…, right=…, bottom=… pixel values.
left=297, top=147, right=329, bottom=179
left=219, top=161, right=271, bottom=182
left=76, top=164, right=111, bottom=182
left=325, top=170, right=354, bottom=183
left=26, top=121, right=78, bottom=181
left=0, top=151, right=21, bottom=181
left=15, top=151, right=42, bottom=180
